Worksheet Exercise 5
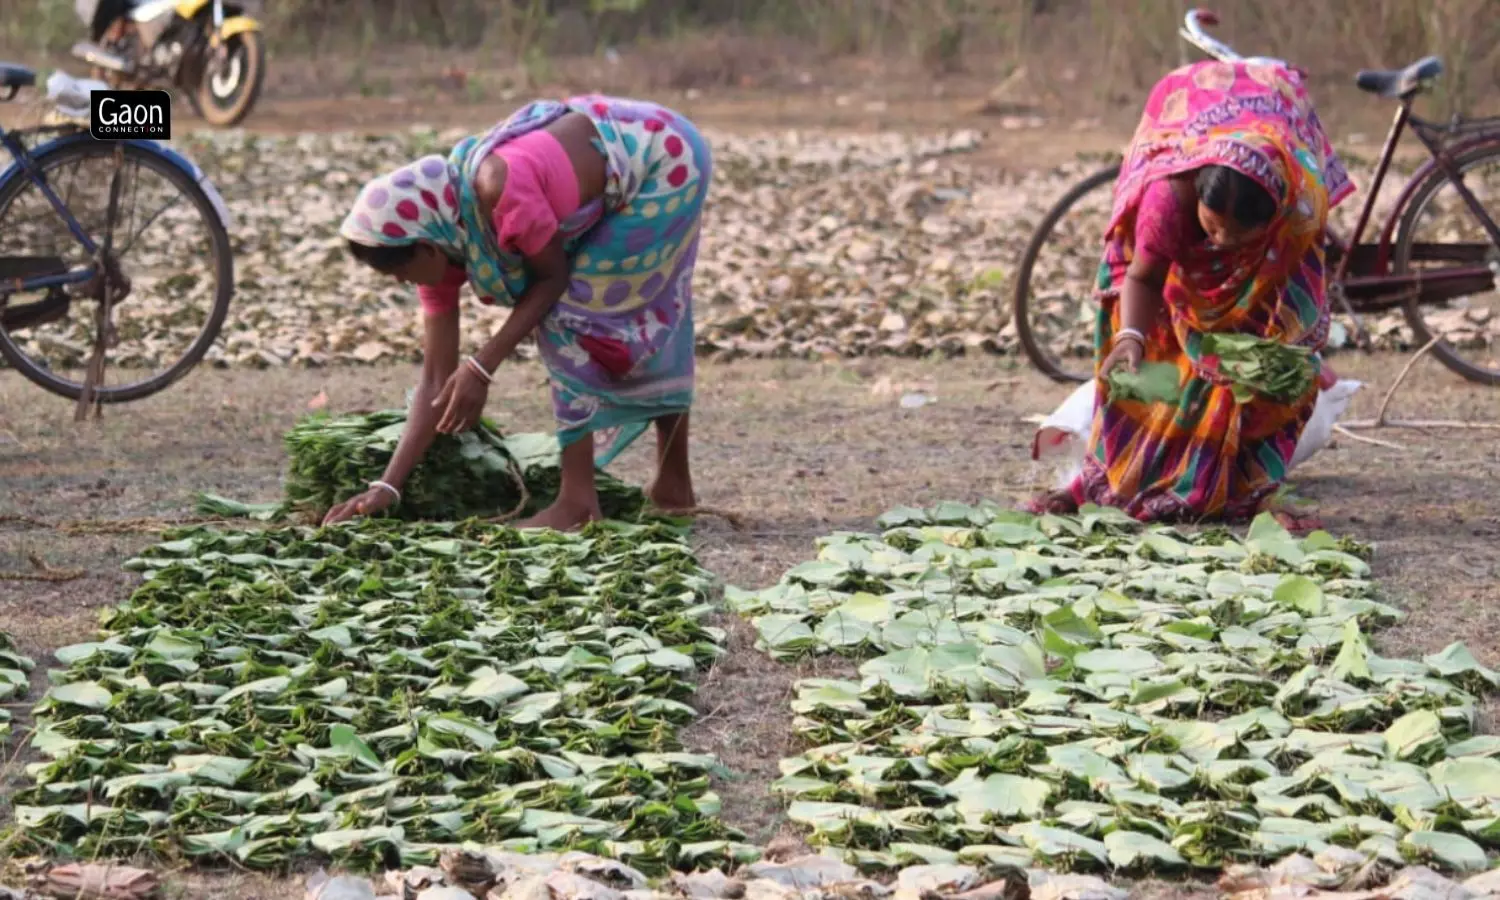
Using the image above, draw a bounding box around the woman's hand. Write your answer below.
[323,486,396,525]
[433,362,490,434]
[1101,334,1144,376]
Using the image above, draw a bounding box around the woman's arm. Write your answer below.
[1118,178,1185,336]
[431,237,570,435]
[383,307,461,484]
[472,235,569,373]
[324,308,461,523]
[1119,254,1168,336]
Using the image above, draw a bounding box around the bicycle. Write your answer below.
[1011,9,1500,386]
[0,63,234,412]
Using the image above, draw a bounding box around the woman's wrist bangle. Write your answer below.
[369,480,401,504]
[465,355,494,384]
[1115,327,1146,346]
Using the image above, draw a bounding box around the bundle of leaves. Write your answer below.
[5,519,755,873]
[1,630,35,743]
[729,503,1500,877]
[1200,333,1316,404]
[282,410,644,521]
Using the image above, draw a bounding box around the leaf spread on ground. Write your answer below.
[731,503,1499,875]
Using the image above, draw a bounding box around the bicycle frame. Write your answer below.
[1181,8,1500,318]
[1328,106,1500,311]
[0,124,102,298]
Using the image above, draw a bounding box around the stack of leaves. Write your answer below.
[1,630,35,743]
[5,520,755,874]
[283,410,644,521]
[728,503,1500,876]
[1200,333,1316,404]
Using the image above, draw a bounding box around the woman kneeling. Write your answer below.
[1032,60,1352,529]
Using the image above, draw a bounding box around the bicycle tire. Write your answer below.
[1012,163,1121,383]
[0,139,233,403]
[1393,142,1500,385]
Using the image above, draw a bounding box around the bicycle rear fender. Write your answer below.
[1372,132,1500,272]
[0,133,233,233]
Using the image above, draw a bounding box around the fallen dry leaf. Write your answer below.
[0,127,1493,381]
[42,864,158,900]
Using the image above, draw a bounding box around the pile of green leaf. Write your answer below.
[1200,333,1316,403]
[6,520,755,873]
[282,410,644,521]
[1,631,35,743]
[728,503,1500,876]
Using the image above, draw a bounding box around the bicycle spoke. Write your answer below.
[0,141,231,402]
[116,193,186,259]
[1393,145,1500,383]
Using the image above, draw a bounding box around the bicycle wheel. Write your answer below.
[1393,143,1500,385]
[0,138,233,403]
[1012,163,1120,383]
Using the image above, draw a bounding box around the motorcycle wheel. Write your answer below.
[194,29,265,127]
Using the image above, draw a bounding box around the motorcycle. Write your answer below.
[72,0,266,128]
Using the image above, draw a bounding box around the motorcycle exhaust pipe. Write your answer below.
[71,42,135,75]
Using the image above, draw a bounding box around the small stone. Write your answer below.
[418,889,482,900]
[894,865,980,900]
[493,876,552,900]
[745,855,860,891]
[544,871,624,900]
[671,871,744,900]
[557,855,647,892]
[1026,873,1126,900]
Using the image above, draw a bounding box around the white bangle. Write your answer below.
[1115,327,1145,346]
[369,480,401,504]
[465,355,494,384]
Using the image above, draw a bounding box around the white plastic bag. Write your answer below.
[1290,378,1363,469]
[1031,379,1364,485]
[46,70,109,120]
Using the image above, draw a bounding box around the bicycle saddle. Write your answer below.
[0,63,36,89]
[1355,56,1443,99]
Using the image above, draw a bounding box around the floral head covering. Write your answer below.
[339,155,463,258]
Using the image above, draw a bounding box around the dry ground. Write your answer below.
[4,351,1500,898]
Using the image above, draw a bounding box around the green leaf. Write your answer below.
[1007,822,1108,866]
[1383,710,1445,762]
[1074,648,1161,677]
[1430,757,1500,806]
[1272,575,1325,615]
[1329,618,1372,682]
[459,667,531,707]
[1103,830,1186,869]
[330,724,382,770]
[1424,643,1500,688]
[1401,830,1488,873]
[46,681,112,710]
[954,774,1052,820]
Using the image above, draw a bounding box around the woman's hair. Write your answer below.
[346,239,417,273]
[1195,165,1278,229]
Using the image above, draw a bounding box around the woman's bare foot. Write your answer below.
[647,412,695,511]
[1022,490,1078,515]
[520,433,602,531]
[1262,490,1323,534]
[519,498,602,531]
[646,476,696,512]
[1271,508,1323,534]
